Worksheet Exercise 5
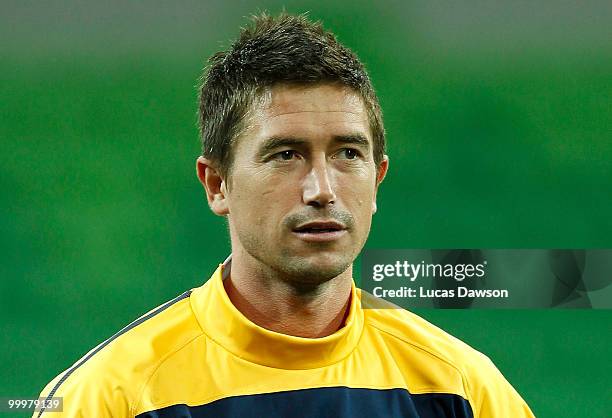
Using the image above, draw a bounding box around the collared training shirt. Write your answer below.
[34,262,535,417]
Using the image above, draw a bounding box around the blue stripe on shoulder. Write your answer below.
[136,387,473,418]
[37,290,192,417]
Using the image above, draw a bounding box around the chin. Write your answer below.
[278,252,353,285]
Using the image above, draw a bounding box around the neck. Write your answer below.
[223,252,353,338]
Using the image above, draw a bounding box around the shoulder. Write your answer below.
[358,289,535,418]
[360,288,489,374]
[35,290,204,417]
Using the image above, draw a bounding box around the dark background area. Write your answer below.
[2,1,611,417]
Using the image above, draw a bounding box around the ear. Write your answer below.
[372,155,389,214]
[196,156,229,216]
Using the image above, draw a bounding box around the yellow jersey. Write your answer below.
[34,262,535,417]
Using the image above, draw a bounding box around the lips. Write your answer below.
[292,221,346,233]
[292,221,347,242]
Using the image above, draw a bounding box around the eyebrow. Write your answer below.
[258,134,371,157]
[332,134,370,149]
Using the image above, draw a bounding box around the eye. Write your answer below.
[273,150,298,161]
[337,148,360,160]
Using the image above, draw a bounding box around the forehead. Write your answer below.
[245,83,370,143]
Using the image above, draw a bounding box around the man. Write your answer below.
[34,13,535,417]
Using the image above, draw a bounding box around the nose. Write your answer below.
[302,157,336,207]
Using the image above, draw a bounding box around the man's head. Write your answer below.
[197,12,388,285]
[198,12,385,179]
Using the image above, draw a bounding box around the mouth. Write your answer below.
[292,221,347,242]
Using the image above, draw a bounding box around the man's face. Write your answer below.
[216,83,387,284]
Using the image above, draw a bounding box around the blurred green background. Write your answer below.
[2,1,611,417]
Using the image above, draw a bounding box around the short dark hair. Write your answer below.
[197,12,385,178]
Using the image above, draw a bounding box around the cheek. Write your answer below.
[339,176,375,208]
[338,164,377,199]
[228,174,295,228]
[341,183,376,234]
